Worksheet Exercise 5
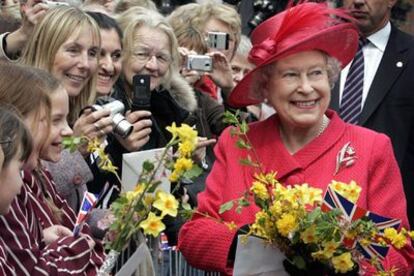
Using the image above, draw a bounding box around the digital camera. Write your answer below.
[92,97,133,138]
[186,55,213,72]
[43,0,69,8]
[207,32,230,50]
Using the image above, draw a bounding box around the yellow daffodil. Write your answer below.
[331,252,354,273]
[331,180,361,203]
[300,225,317,244]
[153,190,179,217]
[169,170,179,182]
[384,228,407,249]
[174,157,193,172]
[276,213,297,237]
[294,184,323,205]
[178,140,195,157]
[251,181,269,200]
[166,122,179,139]
[139,212,166,237]
[177,124,198,143]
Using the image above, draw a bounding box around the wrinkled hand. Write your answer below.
[192,137,216,163]
[42,225,72,245]
[206,51,234,90]
[116,110,152,152]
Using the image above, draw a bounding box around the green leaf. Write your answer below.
[240,120,249,134]
[292,256,306,270]
[239,158,253,166]
[219,201,234,214]
[181,202,192,211]
[183,165,203,179]
[142,160,155,172]
[147,180,162,193]
[238,198,250,207]
[236,139,251,149]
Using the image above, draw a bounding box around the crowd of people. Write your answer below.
[0,0,413,275]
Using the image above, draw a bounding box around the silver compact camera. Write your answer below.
[92,99,133,138]
[186,55,213,72]
[207,32,230,50]
[43,0,69,7]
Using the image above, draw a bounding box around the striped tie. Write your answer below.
[340,38,368,124]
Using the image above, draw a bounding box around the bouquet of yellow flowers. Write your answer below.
[64,123,202,273]
[220,112,414,275]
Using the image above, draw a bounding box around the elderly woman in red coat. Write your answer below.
[178,2,414,275]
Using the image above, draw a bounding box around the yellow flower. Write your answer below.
[125,190,140,202]
[178,140,195,157]
[225,221,238,232]
[294,184,323,205]
[174,157,193,172]
[144,194,155,205]
[250,181,269,200]
[276,213,297,237]
[331,252,354,273]
[322,241,339,258]
[331,180,361,203]
[153,190,179,217]
[177,124,198,143]
[384,228,407,249]
[169,170,179,182]
[139,212,165,237]
[166,122,179,139]
[300,225,317,244]
[269,201,283,217]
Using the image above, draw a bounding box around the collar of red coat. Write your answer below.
[244,109,346,180]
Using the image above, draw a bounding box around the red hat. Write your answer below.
[229,2,359,107]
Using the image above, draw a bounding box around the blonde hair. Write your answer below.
[21,6,101,125]
[168,4,208,54]
[114,0,156,14]
[116,7,180,92]
[197,2,241,59]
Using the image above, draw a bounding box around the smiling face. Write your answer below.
[51,26,99,97]
[0,146,23,214]
[264,51,330,132]
[40,87,73,162]
[96,28,122,96]
[123,26,171,92]
[343,0,396,36]
[23,106,48,170]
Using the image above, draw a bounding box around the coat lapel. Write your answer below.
[359,27,411,125]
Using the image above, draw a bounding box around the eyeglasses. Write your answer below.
[132,49,171,66]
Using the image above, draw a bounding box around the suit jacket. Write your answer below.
[178,111,414,275]
[330,25,414,228]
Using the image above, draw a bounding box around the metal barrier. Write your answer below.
[113,235,220,276]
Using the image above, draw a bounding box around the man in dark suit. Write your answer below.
[330,0,414,228]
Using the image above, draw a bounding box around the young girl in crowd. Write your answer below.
[0,62,104,275]
[0,106,33,274]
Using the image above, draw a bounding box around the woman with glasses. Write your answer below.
[107,7,198,170]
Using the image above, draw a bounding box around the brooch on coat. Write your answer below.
[334,142,357,175]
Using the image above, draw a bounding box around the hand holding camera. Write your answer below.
[205,51,234,90]
[117,110,152,152]
[115,74,152,152]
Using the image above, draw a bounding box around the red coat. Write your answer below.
[178,110,414,275]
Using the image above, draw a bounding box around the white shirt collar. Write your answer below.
[366,22,391,53]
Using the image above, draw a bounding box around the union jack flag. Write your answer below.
[321,184,401,260]
[73,191,98,237]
